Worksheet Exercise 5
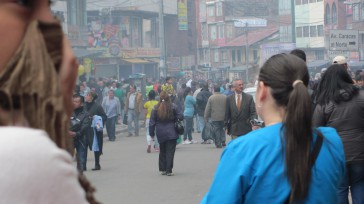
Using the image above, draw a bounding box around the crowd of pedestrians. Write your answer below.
[58,48,364,203]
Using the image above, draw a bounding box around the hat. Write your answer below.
[332,56,347,64]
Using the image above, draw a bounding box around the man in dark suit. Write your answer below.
[225,79,257,140]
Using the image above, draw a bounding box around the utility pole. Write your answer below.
[159,0,166,78]
[245,22,249,83]
[291,0,296,43]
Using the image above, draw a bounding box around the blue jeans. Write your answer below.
[128,110,140,135]
[195,114,201,132]
[197,115,205,139]
[106,116,117,140]
[74,135,87,171]
[184,116,193,141]
[338,163,364,204]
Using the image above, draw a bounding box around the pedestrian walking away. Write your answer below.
[183,87,196,144]
[196,83,212,143]
[202,53,346,204]
[313,64,364,204]
[149,91,184,176]
[144,90,159,153]
[204,85,226,148]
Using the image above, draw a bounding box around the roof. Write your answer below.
[224,29,278,47]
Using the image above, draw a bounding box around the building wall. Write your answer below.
[87,0,177,15]
[295,1,325,48]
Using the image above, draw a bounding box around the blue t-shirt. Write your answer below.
[202,123,345,204]
[184,95,196,117]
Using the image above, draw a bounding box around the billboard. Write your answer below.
[178,0,188,30]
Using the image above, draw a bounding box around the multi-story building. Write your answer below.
[324,0,364,70]
[196,0,280,83]
[85,0,197,79]
[295,0,326,62]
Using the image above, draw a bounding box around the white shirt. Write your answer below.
[129,93,136,109]
[0,127,87,204]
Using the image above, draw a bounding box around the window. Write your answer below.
[208,5,215,17]
[303,26,309,37]
[296,0,301,5]
[231,50,236,62]
[302,0,308,4]
[279,0,291,15]
[361,3,364,20]
[296,27,303,38]
[310,26,317,37]
[309,0,316,3]
[237,50,242,62]
[353,4,359,21]
[202,23,208,41]
[317,25,324,37]
[218,24,224,39]
[210,24,217,40]
[280,25,292,42]
[222,50,228,63]
[216,2,223,16]
[226,23,233,38]
[332,3,337,24]
[325,4,330,24]
[214,49,219,62]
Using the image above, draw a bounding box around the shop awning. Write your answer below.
[122,58,150,64]
[307,60,330,68]
[73,49,103,58]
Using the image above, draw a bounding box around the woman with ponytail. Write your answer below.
[149,91,183,176]
[202,54,345,203]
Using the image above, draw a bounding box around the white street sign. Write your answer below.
[329,30,359,51]
[234,18,267,28]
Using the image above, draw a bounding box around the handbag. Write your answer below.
[175,119,184,135]
[123,114,128,125]
[173,108,184,135]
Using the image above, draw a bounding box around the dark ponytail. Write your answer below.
[258,53,316,203]
[156,91,174,121]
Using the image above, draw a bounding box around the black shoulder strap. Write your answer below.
[309,132,323,169]
[285,132,323,204]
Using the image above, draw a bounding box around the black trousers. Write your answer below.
[159,139,177,173]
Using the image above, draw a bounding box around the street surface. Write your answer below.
[83,124,224,204]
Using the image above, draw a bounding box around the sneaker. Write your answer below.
[183,140,192,145]
[160,171,167,175]
[154,147,159,152]
[206,140,212,144]
[147,145,151,153]
[190,140,197,144]
[127,133,133,137]
[166,172,174,176]
[201,141,207,144]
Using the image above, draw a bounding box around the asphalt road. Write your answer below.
[83,124,224,204]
